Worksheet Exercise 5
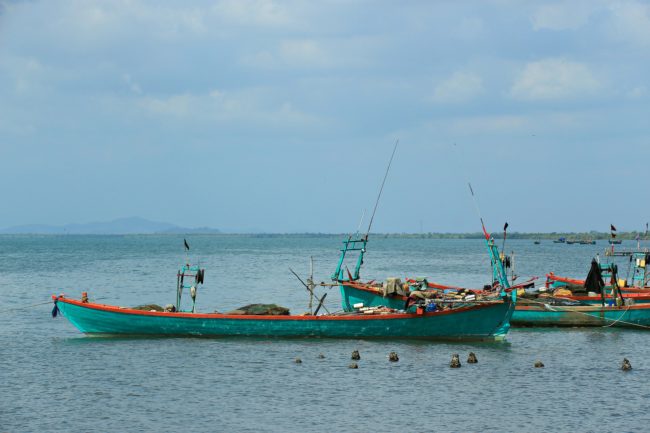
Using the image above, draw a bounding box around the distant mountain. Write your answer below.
[0,217,220,235]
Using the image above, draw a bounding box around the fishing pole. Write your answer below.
[453,143,509,290]
[366,139,399,238]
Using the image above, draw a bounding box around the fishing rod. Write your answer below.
[332,140,399,282]
[366,139,399,238]
[454,143,510,291]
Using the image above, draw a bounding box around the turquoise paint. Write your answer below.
[331,236,367,281]
[55,297,513,340]
[339,283,514,336]
[339,284,407,312]
[512,304,650,328]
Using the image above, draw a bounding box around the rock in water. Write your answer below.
[294,357,302,364]
[621,358,632,371]
[534,360,544,368]
[349,362,359,369]
[389,352,399,362]
[317,353,325,359]
[467,352,478,364]
[351,350,361,360]
[450,354,461,368]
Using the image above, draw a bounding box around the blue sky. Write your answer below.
[1,1,649,233]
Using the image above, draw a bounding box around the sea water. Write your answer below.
[1,235,648,433]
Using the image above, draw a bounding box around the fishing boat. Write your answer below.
[512,260,650,328]
[52,232,513,341]
[331,209,516,337]
[52,293,513,340]
[512,301,650,328]
[546,251,650,294]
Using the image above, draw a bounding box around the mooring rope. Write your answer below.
[523,297,650,329]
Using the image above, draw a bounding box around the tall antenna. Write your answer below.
[366,139,399,237]
[467,181,489,239]
[353,209,366,237]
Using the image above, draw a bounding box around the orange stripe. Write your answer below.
[54,295,498,321]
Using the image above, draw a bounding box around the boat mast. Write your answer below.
[467,182,510,292]
[332,139,398,281]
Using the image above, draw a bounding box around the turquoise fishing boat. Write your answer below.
[52,244,513,340]
[330,228,515,340]
[512,302,650,328]
[512,260,650,328]
[52,295,513,340]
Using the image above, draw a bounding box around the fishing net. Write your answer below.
[226,304,290,315]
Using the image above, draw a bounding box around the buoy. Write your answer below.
[621,358,632,371]
[351,350,361,360]
[295,357,302,364]
[349,362,359,369]
[467,352,478,363]
[450,354,461,368]
[318,353,325,359]
[389,351,399,362]
[534,360,544,368]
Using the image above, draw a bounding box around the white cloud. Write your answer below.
[212,0,292,27]
[134,89,325,129]
[627,85,647,99]
[279,39,331,68]
[532,2,595,30]
[122,74,142,94]
[608,1,650,46]
[510,58,600,100]
[456,17,484,39]
[432,71,483,103]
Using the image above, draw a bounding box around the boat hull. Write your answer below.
[512,304,650,328]
[54,296,513,340]
[338,284,514,338]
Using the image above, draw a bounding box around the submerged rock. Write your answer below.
[467,352,478,364]
[389,352,399,362]
[621,358,632,371]
[351,350,361,360]
[450,354,461,368]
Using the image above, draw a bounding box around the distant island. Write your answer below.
[0,218,646,240]
[0,217,221,235]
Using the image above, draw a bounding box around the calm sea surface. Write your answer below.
[1,235,649,433]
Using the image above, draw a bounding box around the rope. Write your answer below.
[523,297,650,329]
[2,300,55,313]
[1,297,106,314]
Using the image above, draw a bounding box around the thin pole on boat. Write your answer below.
[454,143,510,291]
[290,267,330,314]
[354,209,366,238]
[366,139,399,238]
[308,256,314,315]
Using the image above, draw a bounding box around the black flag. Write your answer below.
[610,224,617,232]
[184,239,190,251]
[503,222,509,231]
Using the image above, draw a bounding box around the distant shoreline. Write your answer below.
[0,231,645,240]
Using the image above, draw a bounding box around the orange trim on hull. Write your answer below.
[53,295,498,321]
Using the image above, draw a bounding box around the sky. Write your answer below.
[0,0,649,233]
